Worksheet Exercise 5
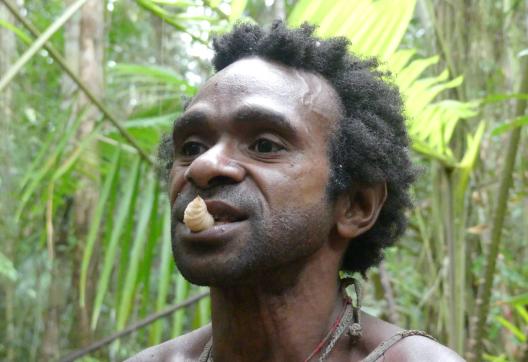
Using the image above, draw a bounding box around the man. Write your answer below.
[129,21,463,361]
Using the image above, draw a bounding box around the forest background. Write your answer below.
[0,0,527,361]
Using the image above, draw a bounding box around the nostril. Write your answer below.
[207,176,237,188]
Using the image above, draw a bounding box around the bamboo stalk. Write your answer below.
[446,168,465,353]
[1,0,155,166]
[467,57,528,361]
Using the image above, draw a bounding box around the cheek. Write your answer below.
[262,155,330,208]
[168,166,186,205]
[298,158,329,204]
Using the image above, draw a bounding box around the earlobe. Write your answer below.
[335,182,387,240]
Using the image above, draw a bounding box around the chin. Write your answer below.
[175,261,256,287]
[172,247,256,287]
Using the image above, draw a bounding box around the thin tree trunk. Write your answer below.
[272,0,285,20]
[0,4,17,361]
[69,0,105,348]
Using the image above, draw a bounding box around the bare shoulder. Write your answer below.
[125,324,211,362]
[382,334,465,362]
[359,312,464,362]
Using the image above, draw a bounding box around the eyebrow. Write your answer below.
[233,105,296,138]
[172,110,210,141]
[172,105,297,141]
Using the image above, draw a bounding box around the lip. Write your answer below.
[176,199,247,223]
[203,200,246,222]
[178,219,247,245]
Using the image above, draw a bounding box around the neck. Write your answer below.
[208,253,344,362]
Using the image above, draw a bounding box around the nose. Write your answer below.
[184,144,246,189]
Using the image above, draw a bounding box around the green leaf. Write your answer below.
[491,115,528,136]
[515,305,528,325]
[116,173,158,329]
[289,0,336,30]
[139,186,162,318]
[112,64,193,91]
[504,293,528,306]
[496,316,526,342]
[16,110,85,220]
[91,158,141,330]
[51,124,103,182]
[481,92,528,104]
[229,0,247,22]
[0,19,32,44]
[289,0,416,60]
[455,121,485,201]
[115,162,143,309]
[150,205,175,344]
[79,148,121,307]
[136,0,207,44]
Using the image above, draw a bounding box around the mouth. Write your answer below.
[206,200,247,225]
[178,199,247,227]
[175,199,248,245]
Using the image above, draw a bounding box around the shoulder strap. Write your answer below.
[198,338,213,362]
[361,330,436,362]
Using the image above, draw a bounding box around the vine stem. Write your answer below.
[59,291,209,362]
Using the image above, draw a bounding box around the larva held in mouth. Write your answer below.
[183,196,214,232]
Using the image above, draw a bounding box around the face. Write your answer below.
[169,57,343,286]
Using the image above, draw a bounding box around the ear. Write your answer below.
[334,182,387,240]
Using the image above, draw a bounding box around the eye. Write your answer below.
[181,141,207,157]
[249,138,285,153]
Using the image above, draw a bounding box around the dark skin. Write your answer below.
[128,58,463,361]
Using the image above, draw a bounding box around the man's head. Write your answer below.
[161,21,416,285]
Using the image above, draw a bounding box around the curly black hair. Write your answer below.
[161,21,417,274]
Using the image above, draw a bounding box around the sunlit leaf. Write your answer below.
[496,316,526,342]
[0,19,32,44]
[491,115,528,136]
[229,0,248,22]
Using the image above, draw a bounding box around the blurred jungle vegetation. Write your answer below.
[0,0,527,361]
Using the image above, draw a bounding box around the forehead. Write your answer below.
[186,57,343,134]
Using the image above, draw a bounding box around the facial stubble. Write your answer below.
[171,194,333,288]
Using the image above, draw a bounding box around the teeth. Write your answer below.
[213,216,236,223]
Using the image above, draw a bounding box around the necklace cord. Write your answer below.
[303,298,348,362]
[304,277,362,362]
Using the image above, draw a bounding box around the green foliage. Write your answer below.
[0,252,18,282]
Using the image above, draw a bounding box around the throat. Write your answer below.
[207,277,345,362]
